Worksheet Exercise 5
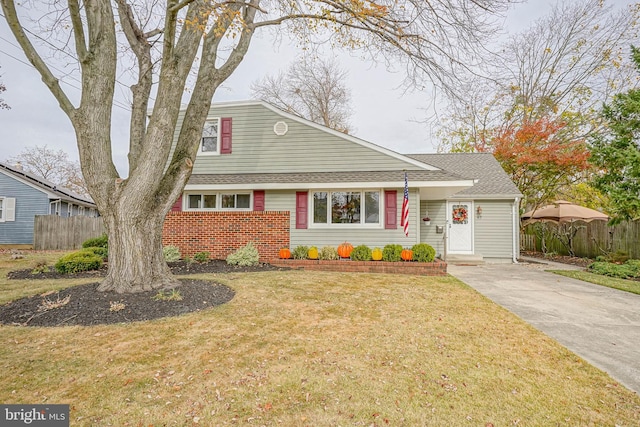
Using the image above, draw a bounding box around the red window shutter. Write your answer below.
[171,195,182,212]
[220,117,232,154]
[296,191,308,229]
[385,190,397,229]
[253,190,265,211]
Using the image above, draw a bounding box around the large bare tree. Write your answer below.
[6,145,89,197]
[434,0,639,211]
[438,0,639,153]
[251,58,353,133]
[1,0,516,293]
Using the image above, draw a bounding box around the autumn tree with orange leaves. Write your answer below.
[483,118,591,212]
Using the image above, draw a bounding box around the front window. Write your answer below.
[185,192,250,210]
[200,119,220,155]
[0,198,4,221]
[188,194,217,209]
[221,194,250,209]
[313,190,381,226]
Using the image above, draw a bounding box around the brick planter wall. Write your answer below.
[162,211,290,260]
[270,258,447,276]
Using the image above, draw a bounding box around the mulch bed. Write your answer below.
[1,260,287,328]
[520,251,593,268]
[6,259,285,280]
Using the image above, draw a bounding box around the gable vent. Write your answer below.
[273,121,288,136]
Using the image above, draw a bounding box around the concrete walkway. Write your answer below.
[447,259,640,394]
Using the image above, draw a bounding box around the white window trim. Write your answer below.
[184,191,252,211]
[0,197,15,222]
[50,200,61,216]
[309,189,383,229]
[198,117,221,156]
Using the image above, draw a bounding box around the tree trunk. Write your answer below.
[97,208,178,293]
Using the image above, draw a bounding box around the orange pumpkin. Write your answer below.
[401,249,413,261]
[337,242,354,258]
[279,248,291,259]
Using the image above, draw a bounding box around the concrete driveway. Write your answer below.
[448,259,640,394]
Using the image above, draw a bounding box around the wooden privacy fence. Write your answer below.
[521,220,640,259]
[34,215,105,250]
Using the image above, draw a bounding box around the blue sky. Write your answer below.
[0,1,611,174]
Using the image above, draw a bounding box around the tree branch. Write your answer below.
[115,0,154,173]
[68,0,89,62]
[0,0,75,115]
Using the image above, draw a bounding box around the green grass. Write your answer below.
[1,252,639,426]
[550,269,640,295]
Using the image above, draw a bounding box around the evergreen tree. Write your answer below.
[590,47,640,223]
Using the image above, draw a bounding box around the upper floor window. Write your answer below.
[200,118,220,155]
[312,190,380,226]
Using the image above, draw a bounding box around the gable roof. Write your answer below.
[0,162,95,206]
[407,153,522,198]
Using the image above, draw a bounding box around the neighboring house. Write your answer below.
[164,100,522,263]
[0,162,98,246]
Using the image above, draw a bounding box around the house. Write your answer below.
[163,100,522,263]
[0,162,98,247]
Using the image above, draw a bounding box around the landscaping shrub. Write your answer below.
[291,245,310,260]
[193,251,210,263]
[319,246,339,260]
[55,249,103,274]
[83,246,108,261]
[607,250,630,264]
[350,245,372,261]
[411,243,436,262]
[82,234,108,249]
[382,244,403,262]
[226,242,260,266]
[163,245,181,262]
[588,260,640,279]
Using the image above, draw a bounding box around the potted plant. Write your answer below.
[422,216,431,225]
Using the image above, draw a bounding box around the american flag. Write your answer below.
[401,172,409,237]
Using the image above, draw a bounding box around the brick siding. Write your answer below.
[270,259,447,276]
[162,211,290,260]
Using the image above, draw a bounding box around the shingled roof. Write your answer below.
[408,153,522,198]
[188,169,469,187]
[0,162,95,206]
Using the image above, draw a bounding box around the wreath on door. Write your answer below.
[452,205,468,224]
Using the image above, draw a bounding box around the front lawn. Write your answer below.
[1,252,639,426]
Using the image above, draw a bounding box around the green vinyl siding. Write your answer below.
[171,103,416,174]
[420,199,516,261]
[419,200,447,257]
[473,200,516,260]
[265,189,420,248]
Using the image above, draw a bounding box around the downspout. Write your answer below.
[512,197,520,263]
[415,189,421,244]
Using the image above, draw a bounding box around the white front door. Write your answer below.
[447,201,473,254]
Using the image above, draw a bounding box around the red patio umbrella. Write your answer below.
[521,200,609,224]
